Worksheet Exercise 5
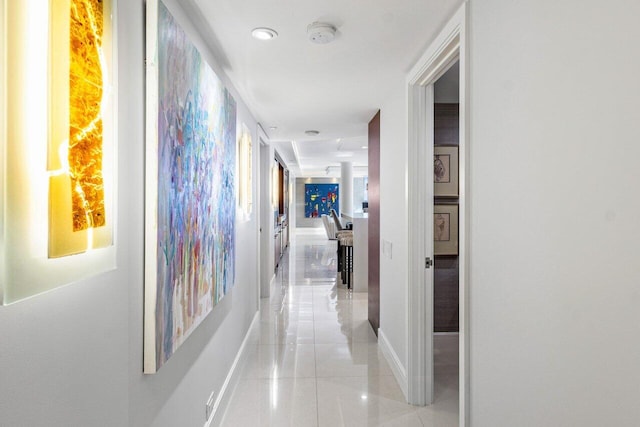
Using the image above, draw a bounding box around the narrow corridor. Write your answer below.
[221,229,458,426]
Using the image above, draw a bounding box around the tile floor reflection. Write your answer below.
[221,229,459,426]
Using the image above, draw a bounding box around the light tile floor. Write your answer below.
[221,229,459,426]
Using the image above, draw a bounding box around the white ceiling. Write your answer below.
[190,0,463,176]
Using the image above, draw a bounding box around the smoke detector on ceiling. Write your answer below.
[307,22,337,44]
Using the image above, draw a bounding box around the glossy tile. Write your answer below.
[350,319,378,343]
[315,343,393,378]
[221,378,318,427]
[269,293,315,307]
[416,402,459,427]
[313,320,352,344]
[259,303,315,323]
[316,376,422,427]
[221,230,459,426]
[249,319,315,345]
[240,344,316,379]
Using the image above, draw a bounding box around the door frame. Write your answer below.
[258,125,274,299]
[406,3,468,425]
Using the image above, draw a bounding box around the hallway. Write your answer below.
[220,229,459,426]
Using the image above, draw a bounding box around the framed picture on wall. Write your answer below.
[434,146,458,197]
[434,204,458,255]
[304,183,339,218]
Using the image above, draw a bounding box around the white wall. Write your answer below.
[378,77,410,372]
[0,1,260,426]
[378,1,640,424]
[0,262,129,426]
[468,1,640,425]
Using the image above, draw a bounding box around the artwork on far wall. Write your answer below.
[434,145,459,197]
[305,183,339,218]
[434,204,459,255]
[238,123,252,219]
[2,0,116,305]
[144,0,237,373]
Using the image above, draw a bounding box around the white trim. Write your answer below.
[206,312,259,427]
[408,13,462,85]
[406,4,469,426]
[378,328,408,400]
[458,6,470,424]
[143,0,159,374]
[257,122,270,142]
[407,81,434,405]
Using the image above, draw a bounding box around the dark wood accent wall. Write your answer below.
[434,103,460,332]
[368,111,381,335]
[277,163,285,215]
[434,103,459,145]
[434,256,459,332]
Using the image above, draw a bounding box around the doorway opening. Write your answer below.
[432,58,461,422]
[406,4,468,426]
[259,132,274,298]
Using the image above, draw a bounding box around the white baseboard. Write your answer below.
[205,312,259,427]
[378,328,408,400]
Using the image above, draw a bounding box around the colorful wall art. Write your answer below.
[304,183,339,218]
[1,0,116,305]
[49,0,114,258]
[144,0,237,373]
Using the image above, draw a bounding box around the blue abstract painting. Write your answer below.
[148,1,236,372]
[305,183,339,218]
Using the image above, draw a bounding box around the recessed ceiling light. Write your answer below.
[305,130,320,136]
[307,22,337,44]
[361,145,368,149]
[269,126,278,131]
[251,27,278,40]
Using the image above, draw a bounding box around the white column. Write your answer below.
[340,161,353,216]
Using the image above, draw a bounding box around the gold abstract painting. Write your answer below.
[48,0,113,257]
